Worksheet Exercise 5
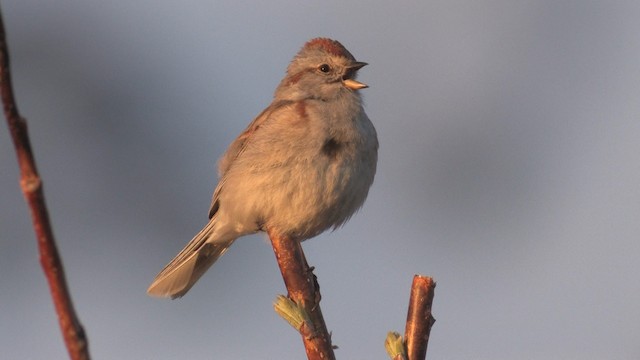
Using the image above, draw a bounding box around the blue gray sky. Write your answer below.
[1,1,639,359]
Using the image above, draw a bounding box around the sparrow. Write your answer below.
[148,38,378,298]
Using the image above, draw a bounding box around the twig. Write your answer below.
[268,228,336,360]
[0,7,91,360]
[404,275,436,360]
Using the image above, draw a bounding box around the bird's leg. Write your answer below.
[296,241,321,306]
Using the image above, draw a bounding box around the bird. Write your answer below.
[147,38,378,299]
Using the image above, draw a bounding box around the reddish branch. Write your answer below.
[0,8,91,360]
[404,275,436,360]
[268,228,336,360]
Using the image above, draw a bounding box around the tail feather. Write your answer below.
[147,220,235,299]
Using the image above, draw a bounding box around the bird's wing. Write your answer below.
[208,100,293,219]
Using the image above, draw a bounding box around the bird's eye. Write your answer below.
[318,64,331,73]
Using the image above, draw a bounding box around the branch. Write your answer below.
[404,275,436,360]
[268,228,336,360]
[0,7,91,360]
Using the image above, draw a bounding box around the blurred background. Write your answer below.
[1,1,639,359]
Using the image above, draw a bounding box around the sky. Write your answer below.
[1,1,639,359]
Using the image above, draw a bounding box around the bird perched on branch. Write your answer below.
[148,38,378,299]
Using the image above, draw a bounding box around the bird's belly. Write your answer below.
[262,154,366,239]
[220,148,371,241]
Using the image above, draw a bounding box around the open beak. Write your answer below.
[343,61,368,90]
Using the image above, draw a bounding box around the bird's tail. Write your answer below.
[147,220,235,299]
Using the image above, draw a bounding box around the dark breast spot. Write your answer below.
[321,138,342,160]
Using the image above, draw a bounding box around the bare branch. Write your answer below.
[404,275,436,360]
[0,7,91,360]
[268,228,336,360]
